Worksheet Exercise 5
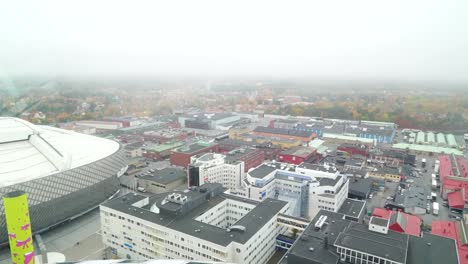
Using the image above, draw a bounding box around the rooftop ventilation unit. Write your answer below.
[314,215,328,230]
[227,225,246,233]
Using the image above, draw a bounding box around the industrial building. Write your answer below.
[252,126,316,143]
[269,118,396,143]
[100,183,289,264]
[178,113,242,130]
[0,117,127,244]
[280,210,459,264]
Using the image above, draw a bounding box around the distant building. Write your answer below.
[170,141,219,167]
[75,120,123,130]
[337,143,370,157]
[216,138,280,161]
[252,126,316,143]
[178,113,241,130]
[124,142,145,158]
[279,146,316,165]
[143,141,184,161]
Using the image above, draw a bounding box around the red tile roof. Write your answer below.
[372,208,392,219]
[432,221,468,264]
[448,190,465,210]
[372,208,421,237]
[439,155,454,183]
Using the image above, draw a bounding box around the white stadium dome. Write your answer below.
[0,117,127,245]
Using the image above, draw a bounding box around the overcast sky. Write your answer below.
[1,0,467,81]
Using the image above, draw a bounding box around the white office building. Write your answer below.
[188,153,245,191]
[232,162,349,219]
[100,183,289,264]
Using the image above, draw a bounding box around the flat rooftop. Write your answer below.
[102,185,287,246]
[253,126,315,138]
[334,222,409,263]
[248,164,278,179]
[173,141,217,154]
[139,167,186,184]
[338,198,366,219]
[280,147,315,158]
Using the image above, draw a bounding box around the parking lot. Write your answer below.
[364,152,462,229]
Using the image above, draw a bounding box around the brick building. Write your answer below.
[225,147,265,172]
[170,141,219,167]
[278,146,317,165]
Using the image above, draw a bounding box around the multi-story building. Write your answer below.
[217,138,280,161]
[225,147,264,172]
[188,153,244,191]
[233,162,349,219]
[280,210,459,264]
[100,183,289,264]
[170,141,219,167]
[142,141,184,161]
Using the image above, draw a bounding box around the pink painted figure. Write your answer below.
[8,233,16,239]
[21,224,30,231]
[16,237,31,249]
[24,252,34,264]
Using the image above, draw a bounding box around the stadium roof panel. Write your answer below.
[0,118,120,187]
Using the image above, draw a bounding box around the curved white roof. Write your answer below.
[0,117,120,187]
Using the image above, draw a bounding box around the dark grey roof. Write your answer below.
[281,210,350,264]
[102,185,287,246]
[139,168,186,184]
[370,216,389,227]
[337,198,366,219]
[173,141,217,154]
[334,222,409,263]
[225,147,260,162]
[407,233,459,264]
[317,176,341,187]
[281,210,458,264]
[253,126,314,138]
[348,177,373,197]
[248,164,277,179]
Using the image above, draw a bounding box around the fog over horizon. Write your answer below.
[1,0,468,82]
